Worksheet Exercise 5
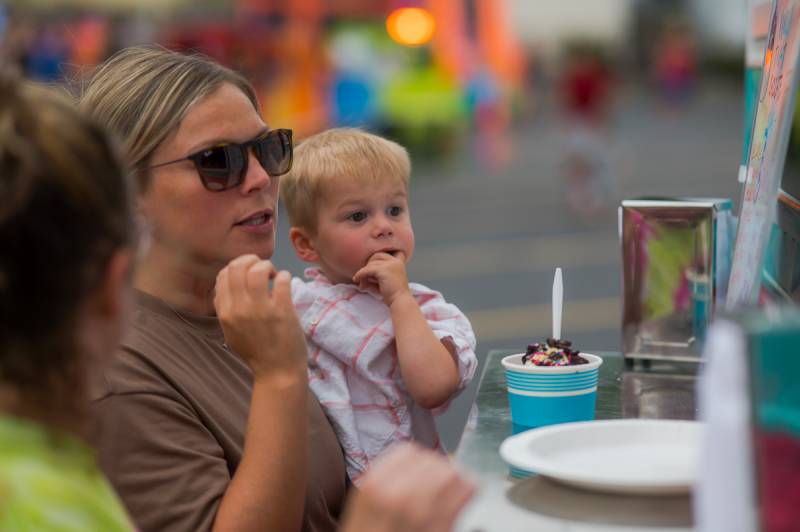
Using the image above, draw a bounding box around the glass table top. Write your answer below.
[453,350,699,531]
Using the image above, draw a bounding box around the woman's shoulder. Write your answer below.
[93,291,246,400]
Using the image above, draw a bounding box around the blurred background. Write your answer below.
[1,0,750,443]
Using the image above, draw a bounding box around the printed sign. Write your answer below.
[728,0,800,308]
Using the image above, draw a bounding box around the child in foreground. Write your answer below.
[280,128,477,484]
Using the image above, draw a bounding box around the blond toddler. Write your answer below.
[280,128,477,484]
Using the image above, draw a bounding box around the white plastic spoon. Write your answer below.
[552,267,562,340]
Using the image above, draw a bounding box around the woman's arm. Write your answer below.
[213,373,307,532]
[213,256,310,531]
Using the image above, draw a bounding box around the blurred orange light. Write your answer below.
[386,7,436,46]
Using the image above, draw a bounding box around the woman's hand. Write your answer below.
[214,254,307,382]
[352,251,411,307]
[340,443,476,532]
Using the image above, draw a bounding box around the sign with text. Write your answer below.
[728,0,800,309]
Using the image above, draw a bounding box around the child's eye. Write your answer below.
[387,206,403,217]
[348,211,367,222]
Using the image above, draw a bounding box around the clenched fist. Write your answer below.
[214,254,307,382]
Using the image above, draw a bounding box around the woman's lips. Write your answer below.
[234,210,274,233]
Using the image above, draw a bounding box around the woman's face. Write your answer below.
[142,83,279,271]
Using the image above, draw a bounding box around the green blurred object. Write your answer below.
[381,64,467,156]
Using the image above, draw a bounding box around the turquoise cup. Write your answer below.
[502,353,603,478]
[502,353,603,430]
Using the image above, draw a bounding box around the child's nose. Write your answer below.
[373,215,394,237]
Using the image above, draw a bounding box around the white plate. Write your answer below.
[499,419,704,495]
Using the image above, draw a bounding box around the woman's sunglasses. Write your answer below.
[150,128,293,192]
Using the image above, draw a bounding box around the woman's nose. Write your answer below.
[240,149,271,194]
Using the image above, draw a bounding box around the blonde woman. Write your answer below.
[0,72,135,531]
[80,46,474,532]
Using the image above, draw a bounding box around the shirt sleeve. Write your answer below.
[90,389,228,532]
[416,289,478,394]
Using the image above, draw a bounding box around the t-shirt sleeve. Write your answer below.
[91,389,229,532]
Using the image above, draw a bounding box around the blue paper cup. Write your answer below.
[502,353,602,430]
[502,353,603,478]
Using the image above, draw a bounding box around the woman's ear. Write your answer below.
[289,227,319,263]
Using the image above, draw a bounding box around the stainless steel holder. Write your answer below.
[620,198,734,365]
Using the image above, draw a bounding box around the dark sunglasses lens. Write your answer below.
[195,146,245,191]
[256,129,292,176]
[197,146,228,171]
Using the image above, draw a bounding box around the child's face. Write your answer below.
[309,176,414,285]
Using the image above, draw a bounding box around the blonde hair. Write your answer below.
[280,128,410,233]
[0,69,134,426]
[78,45,259,190]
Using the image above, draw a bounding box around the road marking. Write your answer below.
[410,232,619,281]
[465,297,620,342]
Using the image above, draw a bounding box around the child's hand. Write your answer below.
[352,251,411,307]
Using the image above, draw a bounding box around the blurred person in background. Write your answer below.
[559,43,614,214]
[652,20,697,109]
[467,63,512,172]
[0,69,136,531]
[79,46,474,532]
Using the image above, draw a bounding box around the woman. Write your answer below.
[80,46,474,532]
[0,72,136,530]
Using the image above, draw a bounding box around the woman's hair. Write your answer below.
[78,45,260,190]
[0,69,135,425]
[280,128,411,234]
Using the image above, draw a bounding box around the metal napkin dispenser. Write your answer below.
[620,198,735,362]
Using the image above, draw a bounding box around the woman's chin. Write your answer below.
[241,239,275,261]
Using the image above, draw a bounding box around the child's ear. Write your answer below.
[289,227,320,263]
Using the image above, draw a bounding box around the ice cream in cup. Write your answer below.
[502,338,603,432]
[502,269,604,477]
[502,339,603,479]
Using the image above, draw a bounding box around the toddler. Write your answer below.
[280,128,477,484]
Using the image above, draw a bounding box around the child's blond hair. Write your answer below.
[280,128,410,234]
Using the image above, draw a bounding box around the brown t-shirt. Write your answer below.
[90,290,348,532]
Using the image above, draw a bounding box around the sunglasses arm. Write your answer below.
[149,157,189,170]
